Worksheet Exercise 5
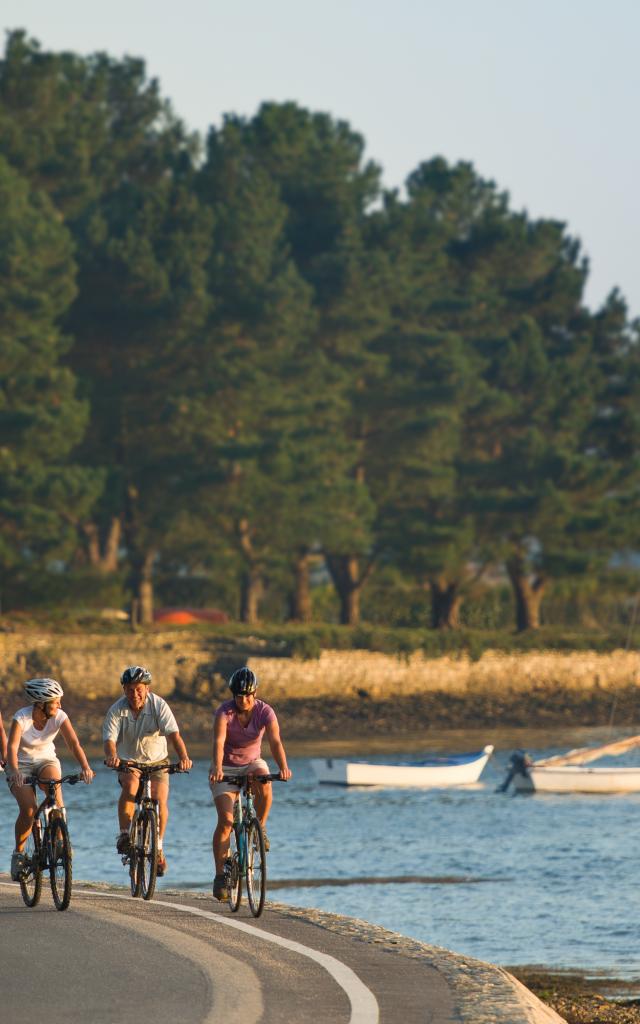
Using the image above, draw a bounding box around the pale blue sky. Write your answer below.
[2,0,639,315]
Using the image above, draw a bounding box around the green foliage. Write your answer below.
[0,34,638,635]
[0,154,99,572]
[2,568,127,611]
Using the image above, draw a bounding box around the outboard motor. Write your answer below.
[497,750,533,793]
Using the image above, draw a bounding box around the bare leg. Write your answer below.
[151,779,169,839]
[252,782,272,828]
[213,793,235,874]
[11,785,37,851]
[117,775,139,832]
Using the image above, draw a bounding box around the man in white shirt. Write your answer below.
[103,665,191,876]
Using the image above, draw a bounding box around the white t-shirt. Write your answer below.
[102,691,178,763]
[13,706,68,765]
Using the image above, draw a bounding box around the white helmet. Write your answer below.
[23,677,64,704]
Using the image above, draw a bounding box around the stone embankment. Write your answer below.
[1,631,639,741]
[1,630,638,699]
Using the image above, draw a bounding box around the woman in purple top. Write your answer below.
[209,667,291,901]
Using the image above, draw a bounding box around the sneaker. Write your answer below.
[213,873,229,902]
[262,831,270,852]
[157,853,167,877]
[10,851,27,881]
[116,832,130,855]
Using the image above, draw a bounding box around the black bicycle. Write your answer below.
[19,773,83,911]
[110,761,187,901]
[221,773,283,918]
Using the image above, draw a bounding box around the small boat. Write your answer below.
[500,734,640,794]
[513,763,640,794]
[310,745,494,787]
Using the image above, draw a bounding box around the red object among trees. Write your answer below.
[153,608,229,625]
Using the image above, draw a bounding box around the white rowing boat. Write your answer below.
[500,734,640,794]
[513,764,640,794]
[311,745,494,787]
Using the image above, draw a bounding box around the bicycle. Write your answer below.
[221,772,283,918]
[109,761,187,901]
[19,772,83,911]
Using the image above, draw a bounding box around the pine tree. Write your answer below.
[0,156,98,590]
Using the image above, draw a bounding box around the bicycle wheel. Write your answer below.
[227,826,242,912]
[246,818,266,918]
[19,822,43,908]
[49,817,73,911]
[129,817,142,898]
[139,807,158,901]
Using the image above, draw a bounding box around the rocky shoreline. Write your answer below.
[511,970,640,1024]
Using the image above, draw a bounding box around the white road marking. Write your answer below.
[78,901,264,1024]
[74,888,379,1023]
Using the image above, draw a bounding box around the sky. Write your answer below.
[2,0,639,316]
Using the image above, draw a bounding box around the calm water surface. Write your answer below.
[1,736,638,980]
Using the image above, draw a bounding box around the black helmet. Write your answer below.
[229,667,258,696]
[121,665,152,687]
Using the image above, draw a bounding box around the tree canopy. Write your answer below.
[0,32,637,629]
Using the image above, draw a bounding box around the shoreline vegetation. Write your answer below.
[1,626,639,738]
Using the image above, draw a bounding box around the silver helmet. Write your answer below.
[23,677,64,704]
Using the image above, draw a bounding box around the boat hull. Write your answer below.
[311,745,493,787]
[514,765,640,794]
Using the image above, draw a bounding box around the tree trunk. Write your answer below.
[131,549,156,627]
[240,568,264,624]
[429,579,462,629]
[325,554,369,626]
[82,516,122,572]
[506,557,546,631]
[289,551,312,622]
[237,517,264,624]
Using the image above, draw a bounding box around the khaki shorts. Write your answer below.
[6,758,61,790]
[210,758,270,800]
[118,758,170,787]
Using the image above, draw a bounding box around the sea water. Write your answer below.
[1,744,638,980]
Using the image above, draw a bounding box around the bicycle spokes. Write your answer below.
[139,808,158,901]
[129,818,142,898]
[49,817,72,911]
[246,819,266,918]
[19,825,43,908]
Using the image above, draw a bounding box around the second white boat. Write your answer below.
[311,745,494,787]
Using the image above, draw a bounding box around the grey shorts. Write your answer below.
[5,757,61,790]
[210,758,270,800]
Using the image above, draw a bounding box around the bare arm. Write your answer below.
[0,712,7,764]
[168,731,192,771]
[7,719,22,776]
[209,714,227,783]
[265,720,292,780]
[60,718,94,782]
[103,738,120,768]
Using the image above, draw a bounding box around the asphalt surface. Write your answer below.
[0,877,563,1023]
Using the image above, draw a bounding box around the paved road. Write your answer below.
[0,878,563,1024]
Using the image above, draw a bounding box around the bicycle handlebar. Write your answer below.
[105,760,189,775]
[221,772,286,784]
[23,772,84,787]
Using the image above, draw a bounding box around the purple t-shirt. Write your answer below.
[215,699,277,765]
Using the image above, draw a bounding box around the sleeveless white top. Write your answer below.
[13,706,68,764]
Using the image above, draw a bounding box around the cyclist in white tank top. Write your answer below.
[6,678,95,881]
